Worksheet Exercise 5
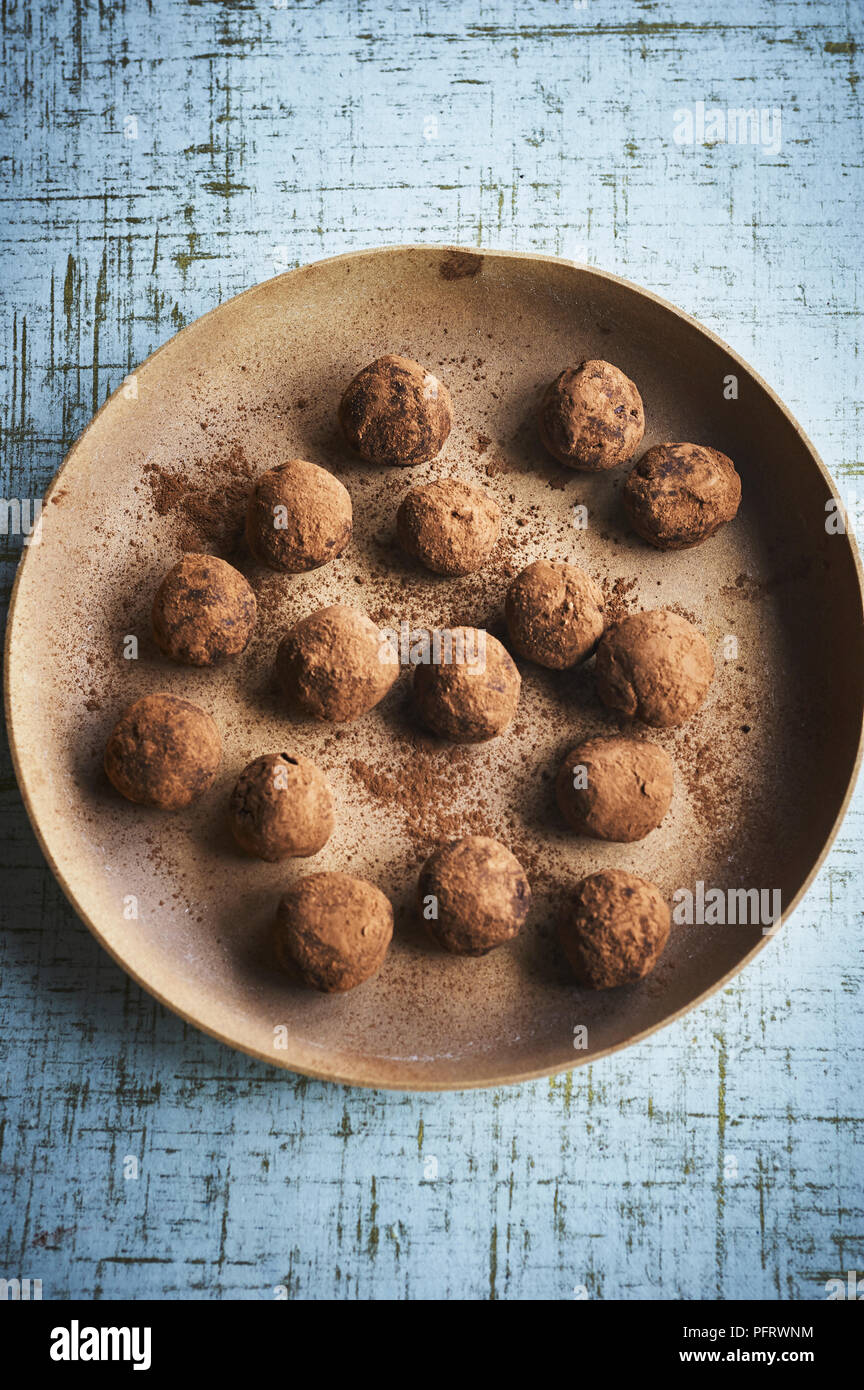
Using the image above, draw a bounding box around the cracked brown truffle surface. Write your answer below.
[418,835,531,956]
[245,458,352,572]
[538,359,645,470]
[623,442,741,550]
[104,693,221,808]
[151,554,256,666]
[412,628,521,742]
[276,604,399,722]
[229,752,334,861]
[338,354,453,466]
[274,871,393,992]
[595,608,714,728]
[397,477,501,576]
[559,868,670,989]
[556,735,674,842]
[505,559,605,669]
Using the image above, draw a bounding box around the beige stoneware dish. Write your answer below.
[6,246,863,1090]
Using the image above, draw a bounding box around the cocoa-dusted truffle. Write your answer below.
[339,354,453,466]
[276,604,399,722]
[538,359,644,470]
[397,477,501,576]
[623,442,741,550]
[274,872,393,992]
[559,868,670,989]
[505,559,605,669]
[152,554,256,666]
[556,735,674,842]
[245,459,352,572]
[595,609,714,728]
[229,752,334,861]
[412,628,521,742]
[104,693,221,808]
[418,835,531,956]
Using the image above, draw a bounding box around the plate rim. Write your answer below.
[6,242,864,1092]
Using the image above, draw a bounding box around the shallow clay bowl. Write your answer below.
[6,246,864,1090]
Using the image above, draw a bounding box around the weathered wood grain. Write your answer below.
[1,0,862,1300]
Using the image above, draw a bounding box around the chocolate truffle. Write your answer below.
[229,752,334,861]
[104,693,221,808]
[245,459,352,572]
[274,872,393,992]
[556,735,674,842]
[418,835,531,956]
[151,554,256,666]
[538,359,645,470]
[276,604,399,722]
[595,609,714,728]
[339,354,453,467]
[397,477,501,576]
[559,868,670,989]
[412,628,521,742]
[505,559,605,669]
[623,442,741,550]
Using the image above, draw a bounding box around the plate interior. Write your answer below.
[7,247,863,1088]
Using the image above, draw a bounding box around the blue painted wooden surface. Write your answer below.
[1,0,862,1300]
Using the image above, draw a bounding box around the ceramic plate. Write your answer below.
[6,246,863,1089]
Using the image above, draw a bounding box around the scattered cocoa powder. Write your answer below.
[601,574,639,627]
[143,445,255,555]
[350,748,496,848]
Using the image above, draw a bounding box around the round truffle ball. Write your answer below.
[623,442,741,550]
[229,752,334,861]
[245,459,352,572]
[418,836,531,956]
[274,872,393,992]
[276,604,399,723]
[104,693,221,809]
[538,359,645,470]
[559,868,671,989]
[595,609,714,728]
[412,628,521,742]
[505,559,605,669]
[556,736,674,842]
[339,354,453,467]
[397,477,501,576]
[151,554,256,666]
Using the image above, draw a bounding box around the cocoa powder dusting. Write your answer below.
[601,574,639,627]
[350,748,496,849]
[144,445,255,555]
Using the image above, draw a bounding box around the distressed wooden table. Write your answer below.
[1,0,862,1301]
